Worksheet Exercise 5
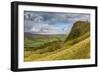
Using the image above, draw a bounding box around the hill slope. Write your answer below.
[36,37,90,61]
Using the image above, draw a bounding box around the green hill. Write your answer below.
[65,21,90,42]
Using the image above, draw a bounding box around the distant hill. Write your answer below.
[25,32,66,40]
[65,21,90,42]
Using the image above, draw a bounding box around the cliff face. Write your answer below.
[65,21,90,41]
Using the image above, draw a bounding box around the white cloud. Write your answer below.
[24,11,90,35]
[34,16,43,22]
[30,23,66,35]
[31,27,40,32]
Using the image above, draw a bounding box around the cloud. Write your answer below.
[30,23,66,35]
[24,11,90,34]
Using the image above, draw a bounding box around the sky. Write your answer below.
[24,11,90,35]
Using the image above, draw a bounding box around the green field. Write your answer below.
[24,21,90,62]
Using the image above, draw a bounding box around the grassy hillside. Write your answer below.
[35,37,90,61]
[24,34,90,61]
[24,21,90,62]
